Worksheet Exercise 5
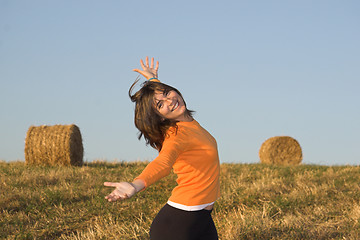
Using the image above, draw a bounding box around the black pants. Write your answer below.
[150,204,218,240]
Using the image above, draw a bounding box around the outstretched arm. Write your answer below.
[104,179,145,202]
[133,56,160,82]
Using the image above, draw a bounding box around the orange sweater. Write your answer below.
[135,120,220,210]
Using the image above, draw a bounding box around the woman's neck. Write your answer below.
[175,113,193,122]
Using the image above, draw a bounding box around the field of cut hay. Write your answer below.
[1,161,360,239]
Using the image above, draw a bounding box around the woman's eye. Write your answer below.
[157,101,163,109]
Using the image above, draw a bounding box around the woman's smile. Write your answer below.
[171,101,179,112]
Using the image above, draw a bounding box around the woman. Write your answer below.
[104,57,220,240]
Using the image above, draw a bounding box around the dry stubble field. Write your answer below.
[1,161,360,239]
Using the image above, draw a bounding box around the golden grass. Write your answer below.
[1,161,360,239]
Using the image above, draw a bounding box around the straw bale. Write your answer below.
[25,124,83,166]
[259,136,302,165]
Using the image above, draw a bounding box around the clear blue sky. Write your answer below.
[1,0,359,165]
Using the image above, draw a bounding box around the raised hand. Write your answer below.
[133,56,159,80]
[104,182,137,202]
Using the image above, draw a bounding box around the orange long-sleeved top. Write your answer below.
[135,119,220,210]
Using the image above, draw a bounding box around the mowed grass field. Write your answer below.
[1,161,360,240]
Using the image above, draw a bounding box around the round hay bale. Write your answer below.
[25,124,83,166]
[259,136,302,165]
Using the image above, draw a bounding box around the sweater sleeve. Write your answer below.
[135,128,187,187]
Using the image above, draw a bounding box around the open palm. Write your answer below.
[133,56,159,80]
[104,182,137,202]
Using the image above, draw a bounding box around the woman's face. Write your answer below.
[153,90,189,122]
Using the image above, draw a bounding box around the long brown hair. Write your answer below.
[129,79,193,151]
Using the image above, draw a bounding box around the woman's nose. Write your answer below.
[164,98,175,108]
[165,97,174,104]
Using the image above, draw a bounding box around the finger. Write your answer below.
[104,182,118,187]
[108,194,125,202]
[140,59,146,69]
[106,192,121,201]
[107,195,119,202]
[155,61,159,72]
[105,194,113,201]
[133,69,147,78]
[150,57,154,69]
[145,56,149,67]
[105,195,113,200]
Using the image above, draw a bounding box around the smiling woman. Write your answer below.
[104,57,221,240]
